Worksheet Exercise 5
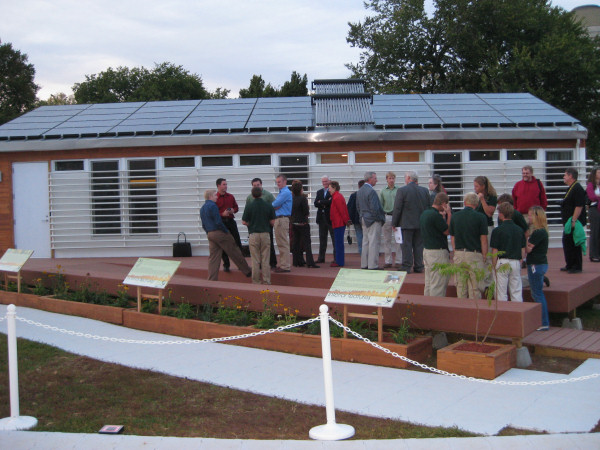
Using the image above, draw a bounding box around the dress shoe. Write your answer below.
[543,276,550,287]
[316,258,325,264]
[560,267,569,272]
[273,267,290,273]
[223,267,230,273]
[536,325,550,331]
[384,263,392,268]
[330,262,340,267]
[245,272,252,277]
[590,257,600,263]
[307,264,320,268]
[413,269,424,273]
[567,269,582,274]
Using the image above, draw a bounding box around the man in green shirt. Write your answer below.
[379,171,401,268]
[420,193,452,297]
[246,177,276,268]
[490,202,526,302]
[449,192,488,299]
[242,186,276,285]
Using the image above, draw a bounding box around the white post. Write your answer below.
[0,304,38,430]
[309,304,355,441]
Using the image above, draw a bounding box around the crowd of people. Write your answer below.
[199,165,600,328]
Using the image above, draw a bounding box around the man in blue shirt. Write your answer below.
[200,189,251,281]
[272,174,293,272]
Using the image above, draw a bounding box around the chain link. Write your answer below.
[3,310,599,386]
[327,316,600,386]
[13,315,318,345]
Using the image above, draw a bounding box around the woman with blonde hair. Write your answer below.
[526,206,550,331]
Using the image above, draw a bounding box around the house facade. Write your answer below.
[0,80,588,258]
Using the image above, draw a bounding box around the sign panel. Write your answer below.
[0,249,34,272]
[123,258,181,289]
[324,268,406,308]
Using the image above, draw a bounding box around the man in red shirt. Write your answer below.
[216,178,243,272]
[512,165,548,214]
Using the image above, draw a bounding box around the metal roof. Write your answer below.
[0,86,586,151]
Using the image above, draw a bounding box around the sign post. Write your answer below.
[0,249,34,293]
[324,268,406,342]
[123,258,181,313]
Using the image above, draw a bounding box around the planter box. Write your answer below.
[0,291,124,325]
[436,340,516,380]
[122,310,432,369]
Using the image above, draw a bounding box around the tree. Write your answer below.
[0,42,39,124]
[239,72,308,98]
[36,92,76,107]
[280,71,308,97]
[347,0,600,160]
[72,63,211,103]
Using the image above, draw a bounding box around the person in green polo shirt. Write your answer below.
[449,192,488,299]
[420,192,452,297]
[242,186,276,285]
[490,202,526,302]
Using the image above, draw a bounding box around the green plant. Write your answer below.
[390,301,416,344]
[49,265,69,299]
[32,277,49,296]
[198,302,213,322]
[141,298,157,314]
[276,306,301,332]
[174,301,195,319]
[433,251,510,344]
[254,289,279,329]
[115,284,133,308]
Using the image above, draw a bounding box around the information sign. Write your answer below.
[123,258,181,289]
[324,268,405,308]
[0,249,34,273]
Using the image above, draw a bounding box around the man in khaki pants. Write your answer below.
[449,192,488,299]
[272,174,293,273]
[420,193,452,297]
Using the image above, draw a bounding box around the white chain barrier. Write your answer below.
[1,309,599,386]
[327,316,600,386]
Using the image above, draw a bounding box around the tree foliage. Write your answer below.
[0,42,39,124]
[239,72,308,98]
[36,92,76,107]
[347,0,600,160]
[72,62,217,103]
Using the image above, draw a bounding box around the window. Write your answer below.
[355,152,387,163]
[55,160,84,171]
[316,153,348,164]
[202,156,233,166]
[469,151,500,161]
[279,155,308,186]
[164,157,195,168]
[507,150,537,160]
[128,160,158,234]
[240,155,271,166]
[393,152,423,162]
[91,161,121,235]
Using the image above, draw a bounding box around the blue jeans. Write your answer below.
[527,264,549,327]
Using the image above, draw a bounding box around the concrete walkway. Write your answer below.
[1,304,599,448]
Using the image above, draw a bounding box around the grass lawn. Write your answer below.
[0,334,483,440]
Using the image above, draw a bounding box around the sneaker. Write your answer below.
[536,326,550,331]
[330,262,340,267]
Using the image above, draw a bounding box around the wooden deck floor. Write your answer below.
[524,326,600,359]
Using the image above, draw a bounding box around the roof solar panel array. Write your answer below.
[0,87,582,141]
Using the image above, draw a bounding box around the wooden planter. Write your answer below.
[0,291,125,325]
[436,340,516,380]
[0,289,432,370]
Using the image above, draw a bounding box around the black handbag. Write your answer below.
[173,232,192,257]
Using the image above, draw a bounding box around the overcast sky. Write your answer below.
[0,0,591,100]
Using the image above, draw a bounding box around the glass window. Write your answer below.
[393,152,424,162]
[507,150,537,160]
[202,156,233,167]
[55,160,84,171]
[279,155,308,186]
[91,161,121,235]
[316,153,348,164]
[240,155,271,166]
[469,151,500,161]
[164,157,195,168]
[128,160,158,234]
[355,152,387,163]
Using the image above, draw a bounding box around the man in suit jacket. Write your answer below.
[356,171,386,269]
[314,175,335,263]
[393,171,431,273]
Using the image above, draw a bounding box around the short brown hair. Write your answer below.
[498,202,514,220]
[433,192,449,206]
